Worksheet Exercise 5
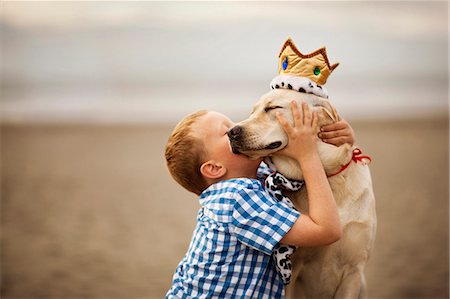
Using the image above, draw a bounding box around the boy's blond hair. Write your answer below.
[165,110,209,195]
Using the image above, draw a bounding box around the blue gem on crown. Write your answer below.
[282,57,288,70]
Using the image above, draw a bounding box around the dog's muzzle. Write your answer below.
[228,125,243,141]
[228,125,244,154]
[228,125,283,154]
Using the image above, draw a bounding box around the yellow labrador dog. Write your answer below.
[229,88,376,299]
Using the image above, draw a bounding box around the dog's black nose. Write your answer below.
[228,125,243,140]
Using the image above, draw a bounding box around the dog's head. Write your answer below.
[229,88,339,158]
[229,89,349,180]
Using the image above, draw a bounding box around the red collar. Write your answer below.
[327,148,372,178]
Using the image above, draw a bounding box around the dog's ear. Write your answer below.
[330,105,341,122]
[320,107,334,121]
[319,105,341,124]
[319,107,336,123]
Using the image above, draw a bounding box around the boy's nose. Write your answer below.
[228,125,243,140]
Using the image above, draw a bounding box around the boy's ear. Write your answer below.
[200,160,227,179]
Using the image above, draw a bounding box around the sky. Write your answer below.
[1,1,448,123]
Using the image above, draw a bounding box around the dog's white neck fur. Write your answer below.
[270,142,352,181]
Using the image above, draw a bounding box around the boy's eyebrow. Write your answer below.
[222,118,234,127]
[220,122,234,135]
[223,123,232,132]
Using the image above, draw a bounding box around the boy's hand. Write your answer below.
[318,119,355,146]
[276,101,318,161]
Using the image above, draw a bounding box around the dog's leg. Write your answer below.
[358,274,368,299]
[334,269,364,299]
[286,278,307,299]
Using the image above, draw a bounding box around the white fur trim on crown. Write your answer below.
[270,74,329,98]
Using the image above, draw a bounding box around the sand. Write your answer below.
[1,117,448,299]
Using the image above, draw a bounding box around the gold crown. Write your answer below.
[278,37,339,85]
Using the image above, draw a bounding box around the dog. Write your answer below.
[229,88,377,299]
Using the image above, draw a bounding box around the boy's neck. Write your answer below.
[205,170,259,187]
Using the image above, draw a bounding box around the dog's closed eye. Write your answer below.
[264,106,283,113]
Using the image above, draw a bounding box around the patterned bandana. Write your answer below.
[264,170,304,285]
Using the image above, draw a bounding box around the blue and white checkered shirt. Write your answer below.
[166,169,300,298]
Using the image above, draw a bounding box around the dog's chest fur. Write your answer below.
[285,161,377,296]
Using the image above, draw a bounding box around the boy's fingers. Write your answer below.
[318,128,348,139]
[290,101,300,127]
[320,120,346,132]
[276,112,293,134]
[302,102,310,124]
[312,111,318,128]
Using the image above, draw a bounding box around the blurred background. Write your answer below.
[1,2,448,299]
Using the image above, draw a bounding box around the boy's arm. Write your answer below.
[319,119,355,146]
[276,102,341,247]
[280,151,341,246]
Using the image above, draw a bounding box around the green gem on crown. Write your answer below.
[314,66,321,76]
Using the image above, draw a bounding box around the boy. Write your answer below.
[165,102,354,298]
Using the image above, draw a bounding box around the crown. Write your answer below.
[277,37,339,85]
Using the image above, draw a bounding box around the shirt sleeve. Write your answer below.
[231,187,300,255]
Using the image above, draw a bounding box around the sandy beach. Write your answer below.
[1,117,448,299]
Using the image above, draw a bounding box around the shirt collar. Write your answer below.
[199,178,262,206]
